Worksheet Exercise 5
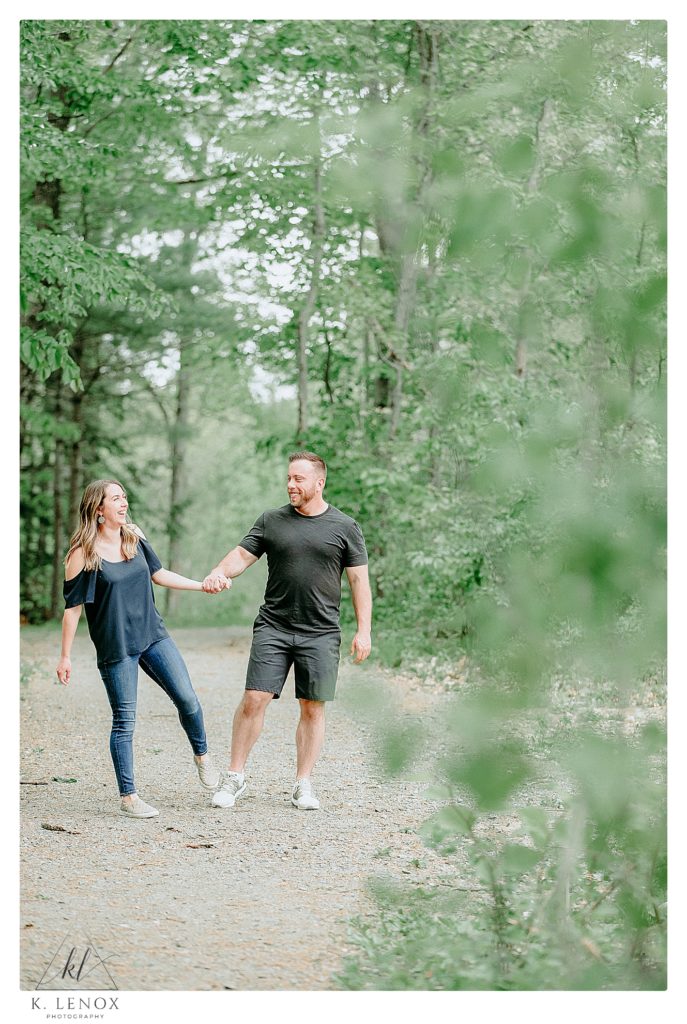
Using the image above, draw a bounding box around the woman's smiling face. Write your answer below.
[98,483,129,526]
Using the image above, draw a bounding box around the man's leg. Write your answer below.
[230,622,291,773]
[213,689,274,808]
[229,689,274,772]
[295,698,326,779]
[291,631,338,808]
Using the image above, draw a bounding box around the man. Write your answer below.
[202,451,372,811]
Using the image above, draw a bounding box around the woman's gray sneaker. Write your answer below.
[119,794,159,818]
[291,779,319,810]
[212,771,247,808]
[195,755,221,791]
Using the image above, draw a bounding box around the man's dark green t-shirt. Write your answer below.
[239,504,368,635]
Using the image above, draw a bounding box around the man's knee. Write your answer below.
[242,689,273,716]
[298,698,325,721]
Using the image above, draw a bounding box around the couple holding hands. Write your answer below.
[56,452,372,818]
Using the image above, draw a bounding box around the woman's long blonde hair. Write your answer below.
[65,479,140,571]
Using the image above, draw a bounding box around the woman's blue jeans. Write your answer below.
[98,636,208,796]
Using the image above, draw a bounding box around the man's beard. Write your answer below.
[290,489,315,505]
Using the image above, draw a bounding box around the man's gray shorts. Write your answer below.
[245,619,341,702]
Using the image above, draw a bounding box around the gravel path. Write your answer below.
[20,626,450,991]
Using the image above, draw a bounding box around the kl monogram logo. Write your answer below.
[35,931,118,990]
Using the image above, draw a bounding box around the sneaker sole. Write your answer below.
[212,782,247,808]
[291,798,320,810]
[119,808,159,818]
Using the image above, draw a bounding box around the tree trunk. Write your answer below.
[19,361,36,458]
[628,220,646,392]
[361,325,372,429]
[296,153,325,445]
[323,330,335,404]
[426,245,442,486]
[378,23,438,441]
[67,329,87,531]
[164,337,192,617]
[67,401,83,533]
[31,74,71,618]
[34,475,49,582]
[388,253,418,439]
[50,387,65,620]
[514,98,553,378]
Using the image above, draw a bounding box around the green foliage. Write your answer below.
[337,687,666,990]
[20,326,80,387]
[338,369,665,987]
[378,717,424,778]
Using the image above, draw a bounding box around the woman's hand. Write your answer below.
[56,656,72,686]
[203,573,231,593]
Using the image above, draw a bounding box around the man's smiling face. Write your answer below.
[287,460,324,508]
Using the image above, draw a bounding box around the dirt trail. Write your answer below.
[20,626,451,991]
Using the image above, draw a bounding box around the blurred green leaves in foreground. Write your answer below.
[339,382,666,990]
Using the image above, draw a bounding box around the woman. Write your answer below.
[55,479,229,819]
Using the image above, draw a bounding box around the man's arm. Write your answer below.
[345,564,372,664]
[202,546,259,592]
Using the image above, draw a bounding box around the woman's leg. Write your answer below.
[98,657,139,796]
[138,637,208,756]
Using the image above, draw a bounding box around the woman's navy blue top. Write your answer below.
[63,537,169,665]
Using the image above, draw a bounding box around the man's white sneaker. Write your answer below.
[195,755,221,791]
[212,771,247,808]
[291,778,320,810]
[119,794,159,818]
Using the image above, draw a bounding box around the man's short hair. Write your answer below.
[288,450,327,478]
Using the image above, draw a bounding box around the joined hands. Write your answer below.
[202,573,231,594]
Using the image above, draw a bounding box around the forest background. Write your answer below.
[19,19,667,990]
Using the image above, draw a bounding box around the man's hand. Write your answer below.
[350,631,372,664]
[202,573,231,593]
[56,656,71,686]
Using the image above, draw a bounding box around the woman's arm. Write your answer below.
[131,525,228,592]
[151,567,231,592]
[56,547,86,685]
[56,606,82,685]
